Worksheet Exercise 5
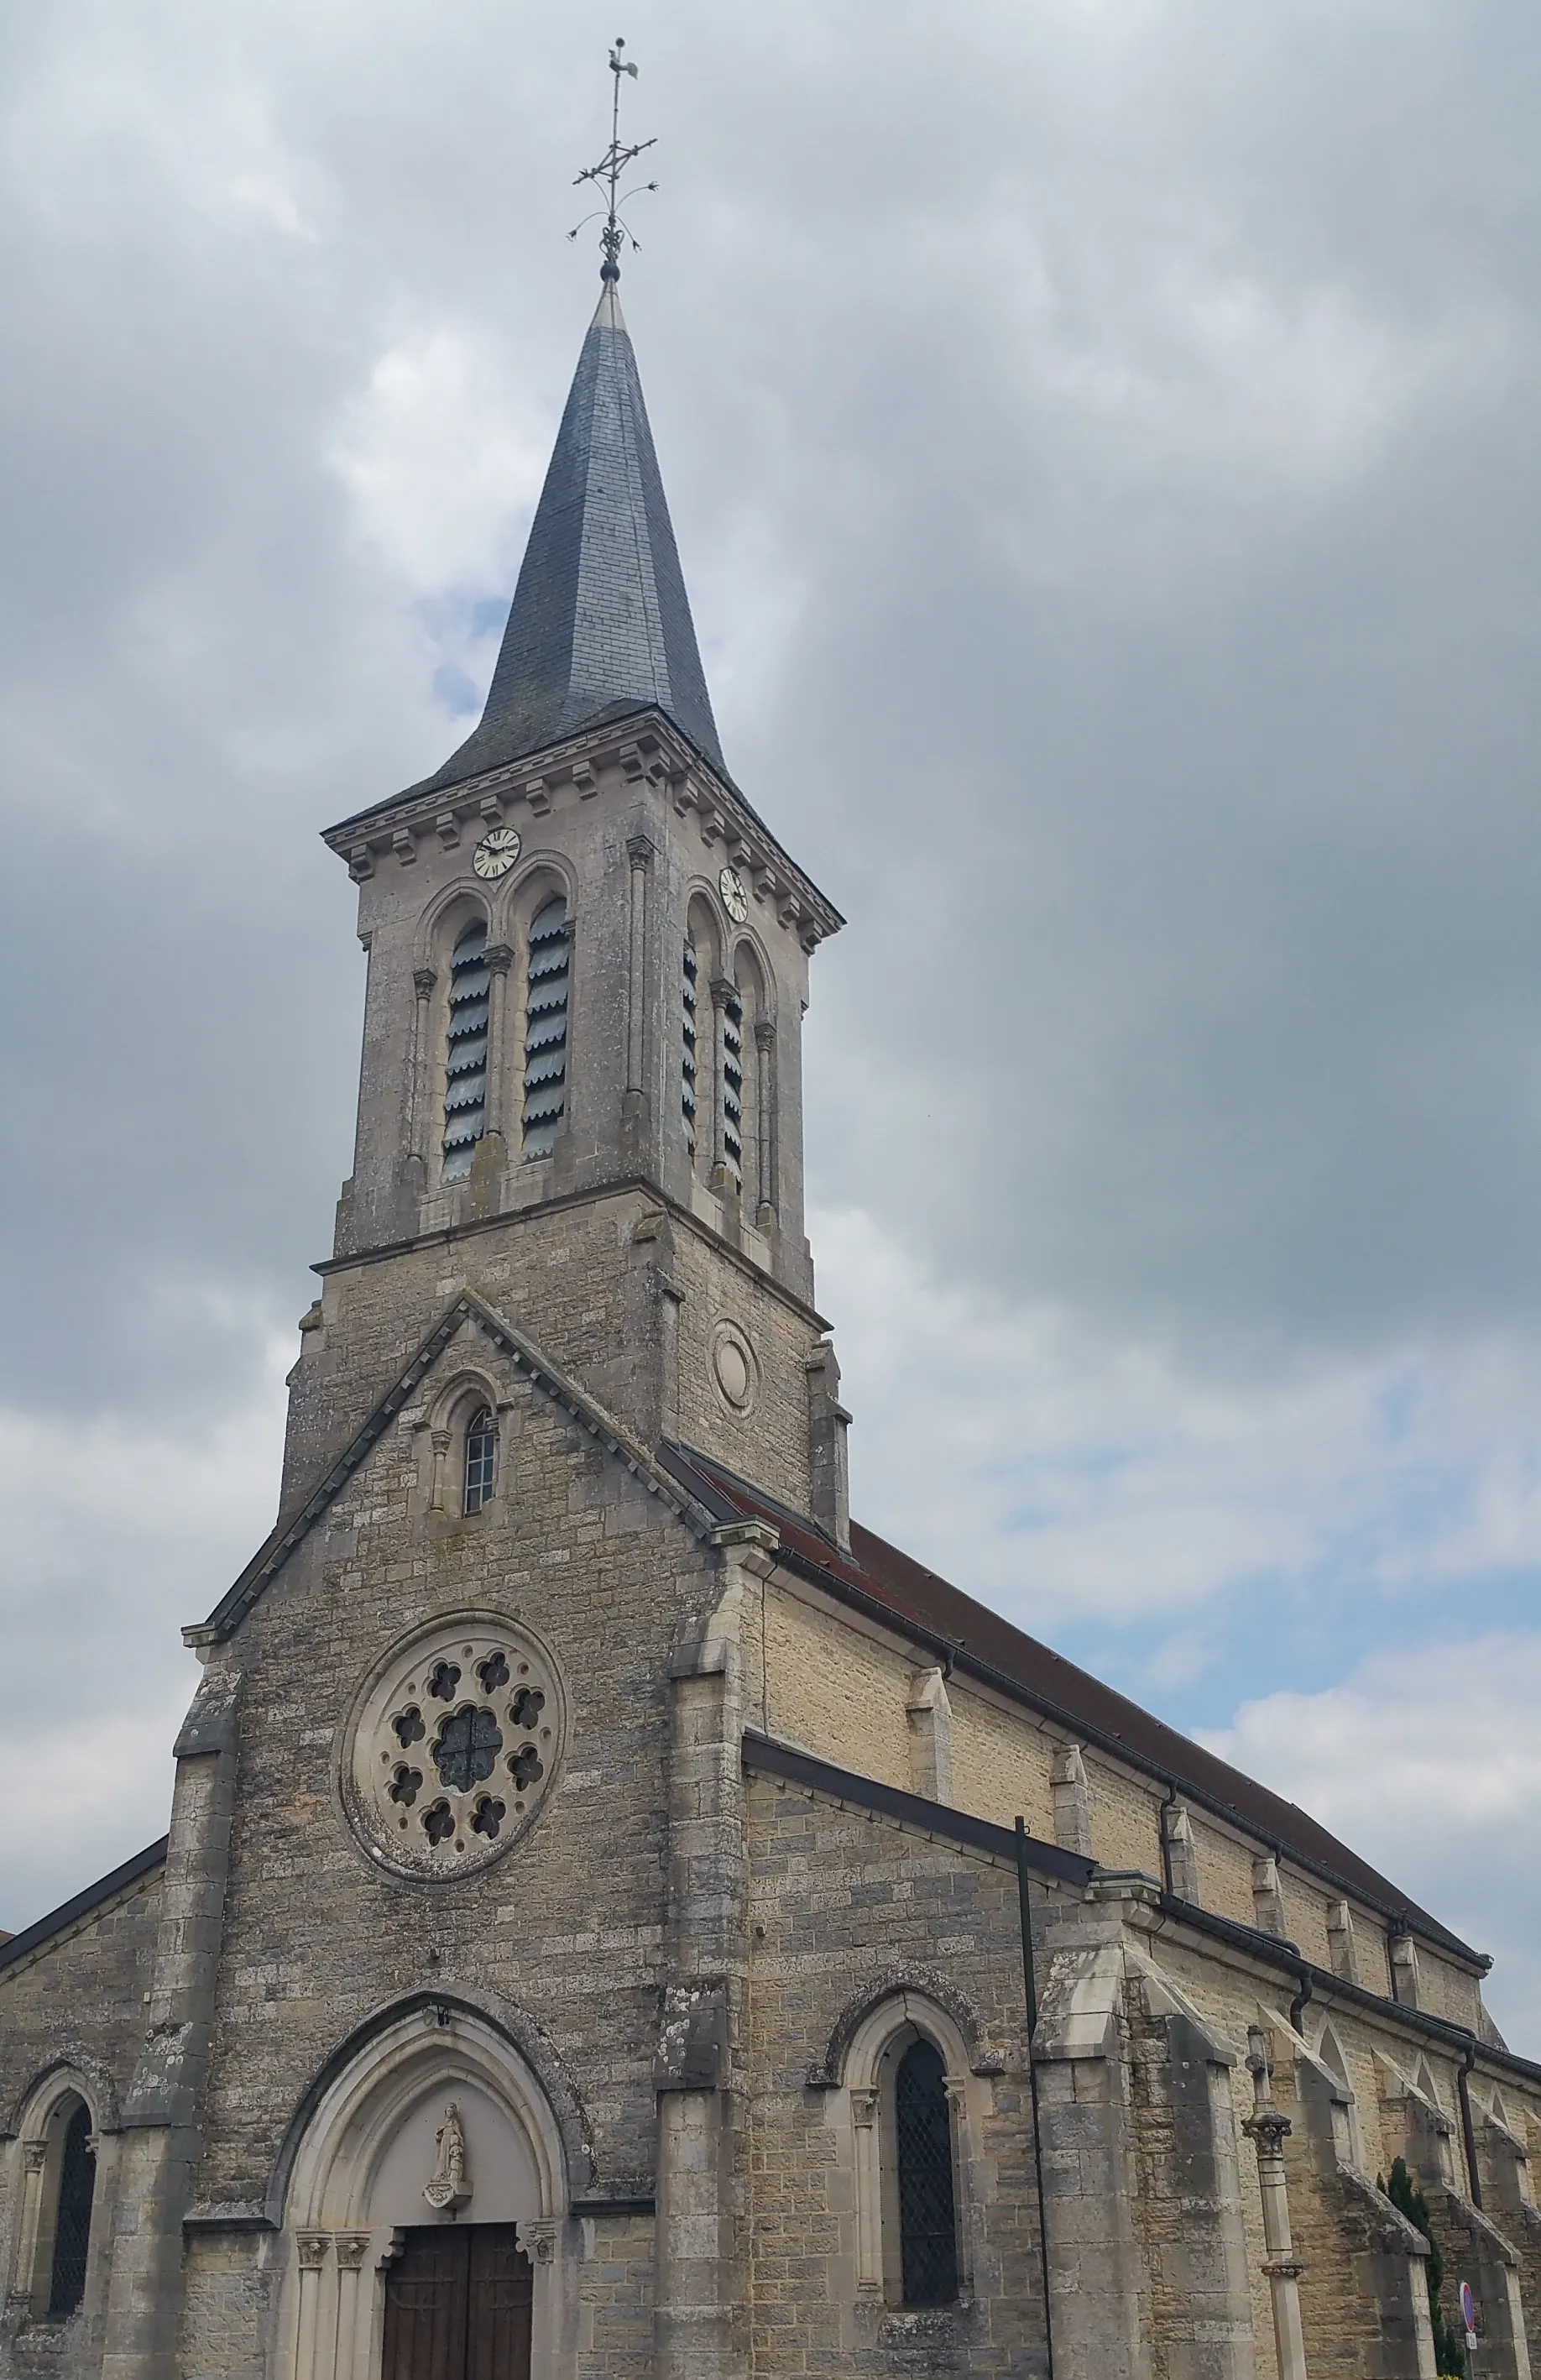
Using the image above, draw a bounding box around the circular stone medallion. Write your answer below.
[710,1320,759,1415]
[340,1614,566,1882]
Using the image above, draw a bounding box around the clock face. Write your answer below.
[473,827,522,881]
[718,865,749,923]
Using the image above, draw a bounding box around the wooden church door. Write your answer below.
[381,2226,533,2380]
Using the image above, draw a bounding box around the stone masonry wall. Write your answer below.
[282,1190,819,1524]
[0,1870,163,2377]
[744,1767,1053,2378]
[177,1328,731,2380]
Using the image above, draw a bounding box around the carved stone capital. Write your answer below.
[483,943,515,977]
[850,2087,880,2130]
[754,1016,776,1049]
[413,967,437,1000]
[709,974,737,1010]
[296,2231,331,2271]
[625,831,656,870]
[523,2219,560,2265]
[23,2140,47,2172]
[335,2232,371,2270]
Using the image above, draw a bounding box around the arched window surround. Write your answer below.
[682,893,723,1185]
[832,1992,978,2311]
[6,2071,103,2324]
[422,1376,509,1518]
[497,865,577,1169]
[426,897,494,1187]
[729,937,774,1221]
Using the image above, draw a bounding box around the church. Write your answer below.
[4,187,1541,2380]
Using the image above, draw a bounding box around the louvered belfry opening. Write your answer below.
[682,936,699,1159]
[895,2037,959,2308]
[47,2101,96,2318]
[721,987,744,1185]
[522,896,571,1159]
[442,920,490,1181]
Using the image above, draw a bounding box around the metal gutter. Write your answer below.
[741,1731,1095,1886]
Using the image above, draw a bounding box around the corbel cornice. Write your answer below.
[321,709,844,951]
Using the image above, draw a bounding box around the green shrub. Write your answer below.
[1381,2158,1465,2375]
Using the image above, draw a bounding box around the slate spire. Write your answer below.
[417,283,726,793]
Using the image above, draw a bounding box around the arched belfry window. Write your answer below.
[522,897,571,1159]
[48,2100,96,2318]
[463,1405,497,1515]
[442,920,490,1181]
[720,985,744,1186]
[682,934,699,1159]
[895,2037,959,2307]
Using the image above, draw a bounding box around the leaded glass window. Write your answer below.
[47,2101,95,2318]
[463,1406,496,1514]
[895,2037,958,2308]
[442,920,490,1181]
[522,897,571,1159]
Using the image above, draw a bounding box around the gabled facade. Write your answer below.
[3,262,1538,2380]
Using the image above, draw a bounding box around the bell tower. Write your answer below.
[288,265,846,1533]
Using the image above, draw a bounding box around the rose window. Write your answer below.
[342,1615,566,1880]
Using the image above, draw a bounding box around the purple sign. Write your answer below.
[1460,2280,1476,2333]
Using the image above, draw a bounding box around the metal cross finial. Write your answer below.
[568,36,658,285]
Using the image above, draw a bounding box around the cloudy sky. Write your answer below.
[3,0,1538,2037]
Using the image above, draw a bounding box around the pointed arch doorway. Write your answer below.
[274,2004,578,2380]
[382,2225,532,2380]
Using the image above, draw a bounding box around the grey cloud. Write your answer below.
[0,0,1537,1948]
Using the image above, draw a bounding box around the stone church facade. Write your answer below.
[3,275,1539,2380]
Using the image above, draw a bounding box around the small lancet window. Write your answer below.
[463,1406,497,1515]
[48,2101,96,2318]
[721,986,744,1185]
[442,920,490,1181]
[523,897,571,1159]
[895,2037,959,2308]
[682,936,699,1159]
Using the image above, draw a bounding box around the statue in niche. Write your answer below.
[423,2100,471,2213]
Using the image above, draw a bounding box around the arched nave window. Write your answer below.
[837,1996,973,2313]
[442,919,490,1180]
[894,2035,959,2307]
[13,2087,98,2320]
[47,2100,96,2316]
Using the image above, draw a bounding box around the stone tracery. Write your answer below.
[342,1617,565,1880]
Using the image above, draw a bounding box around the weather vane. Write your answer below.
[568,38,658,285]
